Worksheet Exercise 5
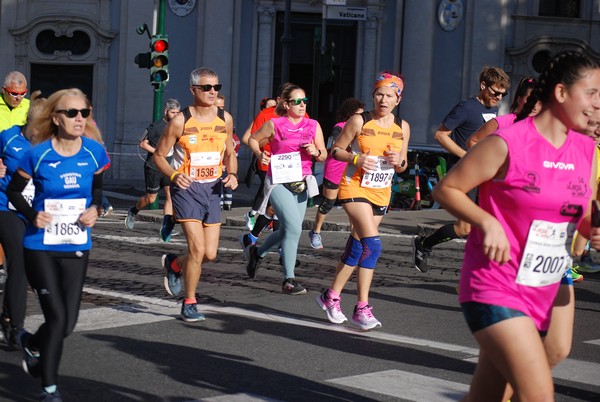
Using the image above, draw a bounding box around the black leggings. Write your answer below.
[0,211,27,328]
[251,170,267,211]
[25,249,89,387]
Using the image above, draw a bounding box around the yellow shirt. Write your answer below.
[0,96,29,132]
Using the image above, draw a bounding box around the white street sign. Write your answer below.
[324,0,346,5]
[326,6,367,20]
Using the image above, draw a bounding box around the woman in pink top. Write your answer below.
[433,51,600,401]
[308,98,364,249]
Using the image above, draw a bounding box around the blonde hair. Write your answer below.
[29,88,101,144]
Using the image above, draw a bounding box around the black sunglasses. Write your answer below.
[193,84,222,92]
[56,108,91,118]
[289,97,309,105]
[486,86,508,98]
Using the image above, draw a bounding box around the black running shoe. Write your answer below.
[19,330,40,378]
[412,235,431,273]
[246,245,263,279]
[1,315,19,349]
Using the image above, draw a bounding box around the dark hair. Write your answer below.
[275,83,302,116]
[516,50,600,121]
[260,97,276,110]
[336,98,365,122]
[509,76,537,113]
[480,66,510,89]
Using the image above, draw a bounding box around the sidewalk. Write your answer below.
[106,179,455,235]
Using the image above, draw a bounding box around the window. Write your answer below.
[539,0,580,18]
[36,29,91,55]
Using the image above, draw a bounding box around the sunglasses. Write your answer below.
[288,97,309,105]
[486,86,508,98]
[56,108,92,118]
[3,87,27,98]
[193,84,222,92]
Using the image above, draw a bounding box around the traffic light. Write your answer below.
[320,40,335,83]
[134,52,152,69]
[150,35,169,85]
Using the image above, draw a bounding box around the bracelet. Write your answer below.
[170,171,179,182]
[316,149,322,158]
[352,154,359,165]
[228,172,238,179]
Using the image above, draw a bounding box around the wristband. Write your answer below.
[170,171,179,182]
[316,149,322,158]
[228,172,238,179]
[352,154,359,165]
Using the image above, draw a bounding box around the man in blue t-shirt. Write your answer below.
[413,66,510,273]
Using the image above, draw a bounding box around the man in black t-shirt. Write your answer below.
[125,99,181,242]
[413,66,510,273]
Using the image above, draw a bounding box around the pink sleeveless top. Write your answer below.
[459,117,596,331]
[495,113,516,130]
[267,116,317,177]
[323,122,348,184]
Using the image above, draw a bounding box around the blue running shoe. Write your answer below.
[181,303,205,323]
[162,254,182,296]
[40,390,63,402]
[160,215,175,242]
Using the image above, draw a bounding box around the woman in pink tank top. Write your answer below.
[433,51,600,401]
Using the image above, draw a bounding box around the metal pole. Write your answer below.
[280,0,292,83]
[150,0,166,210]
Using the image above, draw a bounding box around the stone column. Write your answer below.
[256,6,275,104]
[360,12,380,103]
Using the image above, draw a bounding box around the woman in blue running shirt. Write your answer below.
[7,88,109,402]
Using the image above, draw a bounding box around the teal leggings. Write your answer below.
[257,184,307,279]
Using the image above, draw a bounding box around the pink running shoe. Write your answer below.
[351,305,381,330]
[316,291,347,324]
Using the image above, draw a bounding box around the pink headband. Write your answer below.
[374,73,404,97]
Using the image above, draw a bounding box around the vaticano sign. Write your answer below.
[325,6,367,21]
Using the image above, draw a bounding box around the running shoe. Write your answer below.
[282,278,307,295]
[223,204,232,211]
[100,205,113,218]
[239,233,255,259]
[124,207,136,230]
[19,330,41,378]
[412,235,431,273]
[246,245,262,279]
[0,267,6,285]
[1,314,18,349]
[576,255,600,274]
[308,230,323,249]
[162,254,182,297]
[571,266,584,283]
[181,303,205,323]
[160,216,175,242]
[40,390,63,402]
[351,305,382,330]
[316,291,347,324]
[244,212,256,231]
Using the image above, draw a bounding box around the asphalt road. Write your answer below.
[0,192,599,401]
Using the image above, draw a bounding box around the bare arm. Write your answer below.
[248,120,274,166]
[153,113,191,189]
[434,124,466,158]
[467,118,499,149]
[221,111,239,189]
[139,139,155,154]
[330,114,375,171]
[433,135,511,263]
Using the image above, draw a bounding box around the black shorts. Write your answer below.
[144,165,170,194]
[339,197,388,216]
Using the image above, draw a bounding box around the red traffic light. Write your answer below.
[152,39,168,53]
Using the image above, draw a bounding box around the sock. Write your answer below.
[422,223,458,249]
[44,385,57,394]
[184,298,197,305]
[251,214,272,237]
[130,206,140,216]
[249,210,257,216]
[356,301,369,310]
[327,289,340,300]
[248,233,258,243]
[170,258,182,273]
